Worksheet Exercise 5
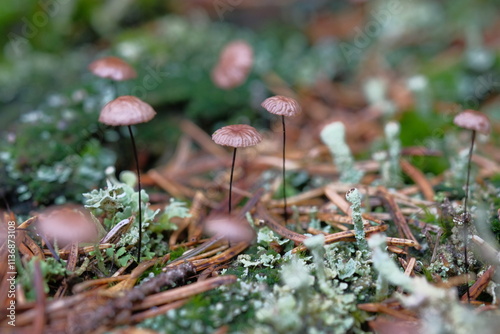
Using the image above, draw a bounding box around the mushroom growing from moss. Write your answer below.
[99,95,156,262]
[212,124,262,213]
[211,40,253,90]
[261,95,302,222]
[453,109,490,303]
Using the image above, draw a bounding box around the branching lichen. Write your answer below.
[83,168,185,261]
[384,121,402,187]
[369,233,498,334]
[320,122,363,184]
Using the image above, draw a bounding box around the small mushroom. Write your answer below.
[453,109,490,134]
[99,95,157,262]
[211,40,253,90]
[453,109,490,303]
[88,56,137,81]
[36,205,99,248]
[204,214,256,244]
[212,124,262,213]
[261,95,302,222]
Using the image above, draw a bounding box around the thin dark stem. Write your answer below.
[229,148,237,214]
[282,115,288,223]
[111,80,119,98]
[463,130,476,304]
[128,125,142,263]
[463,130,475,216]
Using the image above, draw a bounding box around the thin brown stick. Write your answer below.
[191,242,249,272]
[292,225,389,253]
[461,266,495,302]
[403,257,417,276]
[164,134,192,174]
[129,299,187,323]
[376,187,421,250]
[148,169,195,198]
[42,243,113,257]
[72,276,131,294]
[324,185,351,214]
[400,159,435,201]
[256,205,306,243]
[135,275,237,311]
[180,119,228,158]
[170,191,205,246]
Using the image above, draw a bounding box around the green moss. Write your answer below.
[169,247,187,261]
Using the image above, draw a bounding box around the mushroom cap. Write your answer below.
[261,95,302,117]
[212,124,262,148]
[36,205,99,247]
[211,65,237,90]
[204,214,256,244]
[99,95,156,126]
[211,40,253,90]
[88,56,137,81]
[453,109,490,134]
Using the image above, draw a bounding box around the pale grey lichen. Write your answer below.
[320,122,363,184]
[363,78,387,105]
[257,226,291,246]
[280,257,315,291]
[304,234,332,296]
[83,176,158,248]
[324,242,375,300]
[383,121,402,187]
[345,188,368,251]
[429,221,478,279]
[362,77,396,117]
[255,274,359,334]
[369,233,499,334]
[237,251,282,268]
[407,75,431,115]
[141,229,373,334]
[151,198,190,233]
[141,279,266,334]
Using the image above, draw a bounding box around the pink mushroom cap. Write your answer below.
[99,95,156,126]
[88,56,137,81]
[212,124,263,148]
[453,109,490,134]
[261,95,302,117]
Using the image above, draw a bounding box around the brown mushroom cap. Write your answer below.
[99,95,156,126]
[261,95,302,117]
[203,214,256,244]
[211,40,253,90]
[212,124,263,148]
[36,205,99,247]
[453,109,490,134]
[88,56,137,81]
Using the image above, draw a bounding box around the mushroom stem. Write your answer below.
[112,80,119,98]
[462,129,476,303]
[229,148,237,214]
[281,115,288,223]
[128,125,143,262]
[463,130,475,217]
